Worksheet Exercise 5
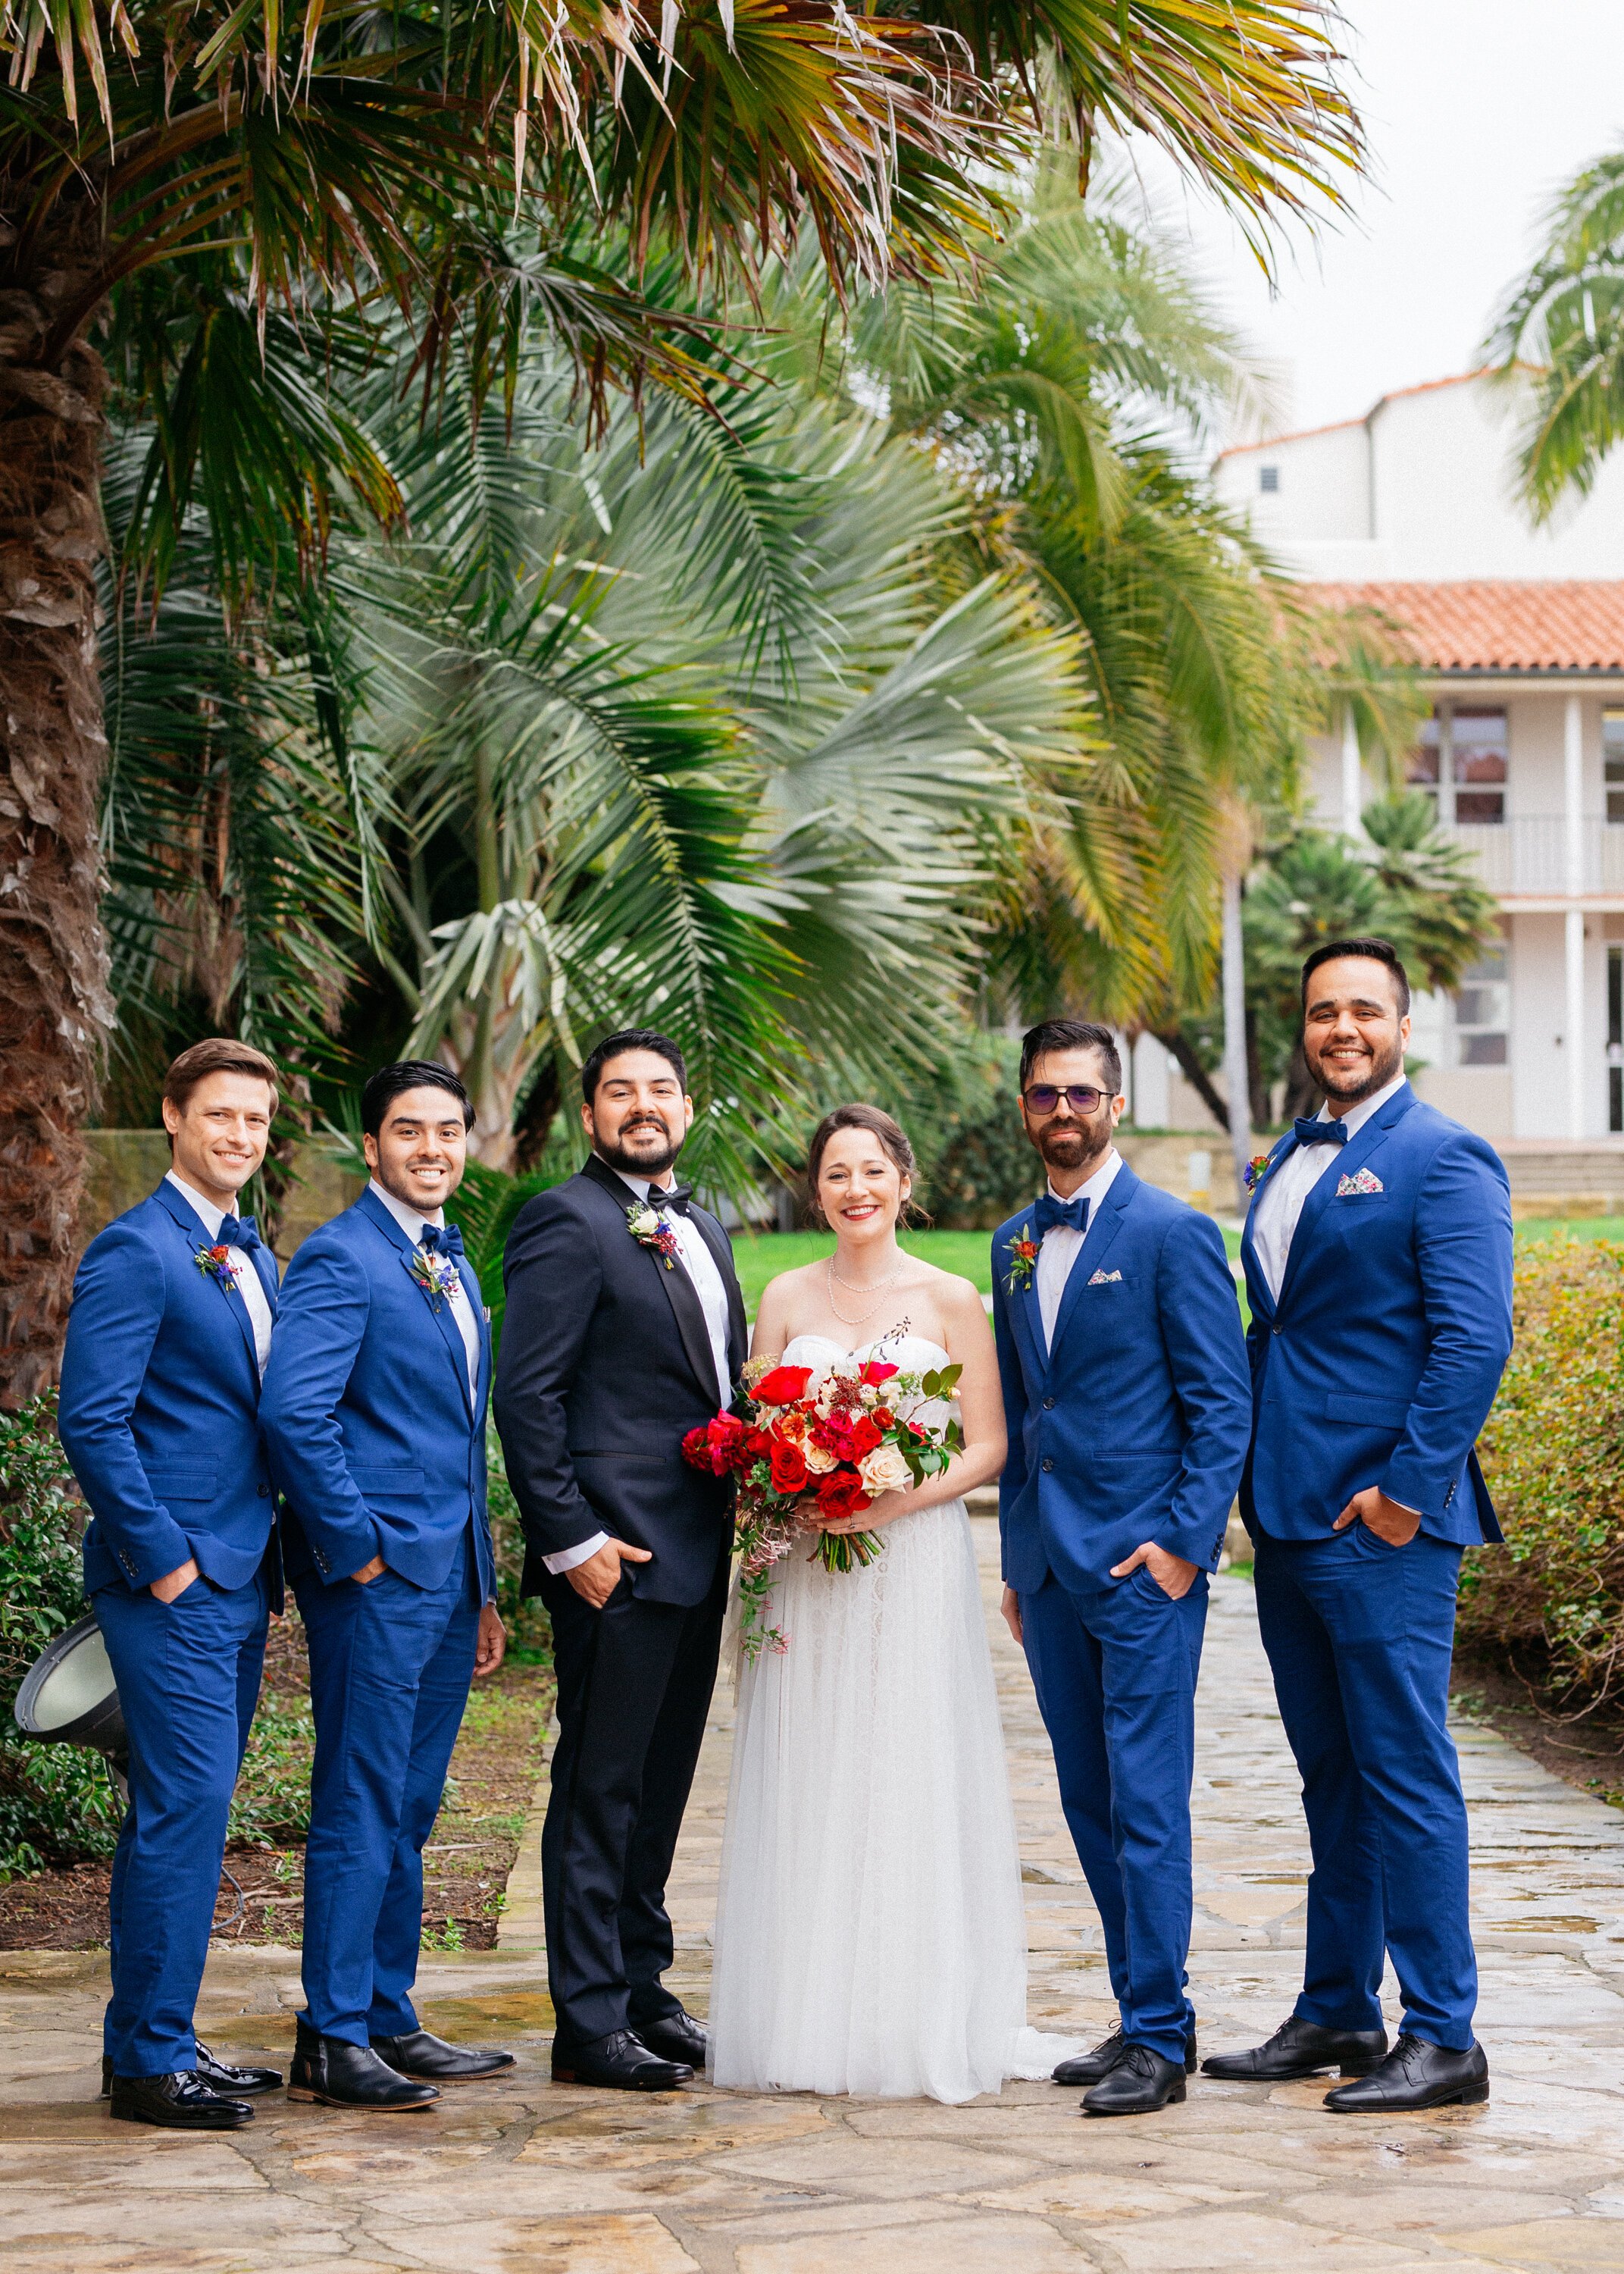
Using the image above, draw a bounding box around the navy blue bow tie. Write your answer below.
[217,1214,261,1254]
[1034,1191,1090,1237]
[1292,1117,1348,1148]
[420,1222,465,1261]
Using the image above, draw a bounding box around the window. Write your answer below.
[1605,710,1624,824]
[1611,948,1623,1132]
[1259,465,1279,493]
[1406,712,1442,813]
[1451,708,1507,824]
[1454,939,1508,1067]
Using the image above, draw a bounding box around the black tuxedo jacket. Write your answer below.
[493,1152,747,1606]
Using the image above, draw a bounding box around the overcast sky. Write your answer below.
[1148,0,1624,446]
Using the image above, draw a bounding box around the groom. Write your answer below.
[494,1028,746,2092]
[993,1018,1252,2116]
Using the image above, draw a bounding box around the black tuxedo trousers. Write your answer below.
[540,1543,730,2043]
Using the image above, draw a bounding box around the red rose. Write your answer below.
[746,1429,774,1459]
[871,1408,894,1430]
[858,1360,900,1386]
[681,1425,712,1472]
[848,1414,882,1458]
[817,1471,871,1522]
[769,1439,809,1494]
[754,1364,815,1405]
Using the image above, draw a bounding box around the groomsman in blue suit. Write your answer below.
[1203,938,1513,2113]
[59,1038,288,2130]
[260,1061,511,2111]
[993,1019,1252,2116]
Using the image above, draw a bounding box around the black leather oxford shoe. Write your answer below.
[109,2071,254,2130]
[1081,2042,1187,2116]
[1322,2034,1488,2113]
[1201,2015,1388,2081]
[371,2028,515,2083]
[287,2017,439,2110]
[102,2042,282,2098]
[1053,2027,1197,2088]
[550,2029,693,2091]
[631,2007,707,2070]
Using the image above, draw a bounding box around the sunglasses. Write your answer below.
[1022,1084,1111,1116]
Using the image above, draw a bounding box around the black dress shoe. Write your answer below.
[109,2071,254,2131]
[1201,2014,1388,2081]
[1081,2042,1187,2116]
[371,2028,515,2083]
[550,2028,693,2091]
[287,2017,439,2110]
[1053,2027,1197,2087]
[631,2008,707,2069]
[102,2042,283,2097]
[1322,2034,1488,2113]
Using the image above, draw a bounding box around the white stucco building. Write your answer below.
[1134,371,1624,1167]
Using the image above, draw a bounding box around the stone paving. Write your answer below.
[2,1521,1623,2272]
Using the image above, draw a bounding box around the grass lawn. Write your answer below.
[729,1228,997,1311]
[1516,1217,1624,1245]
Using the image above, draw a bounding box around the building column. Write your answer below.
[1341,701,1363,838]
[1220,869,1253,1200]
[1565,693,1586,1139]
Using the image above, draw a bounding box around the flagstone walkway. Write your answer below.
[2,1521,1623,2273]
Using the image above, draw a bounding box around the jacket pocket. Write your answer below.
[348,1464,426,1495]
[146,1466,220,1502]
[1322,1393,1410,1430]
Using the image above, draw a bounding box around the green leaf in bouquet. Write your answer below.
[919,1364,964,1399]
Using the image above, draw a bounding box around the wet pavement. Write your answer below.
[2,1519,1622,2272]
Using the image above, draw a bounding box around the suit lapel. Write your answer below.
[689,1205,747,1388]
[1241,1132,1296,1326]
[580,1155,723,1408]
[359,1186,475,1420]
[1050,1162,1137,1357]
[152,1181,261,1381]
[1276,1082,1417,1314]
[999,1214,1048,1385]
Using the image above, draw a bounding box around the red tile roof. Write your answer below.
[1303,581,1624,674]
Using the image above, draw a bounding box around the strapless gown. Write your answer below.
[707,1333,1077,2102]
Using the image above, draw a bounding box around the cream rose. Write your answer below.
[858,1442,914,1497]
[801,1437,838,1474]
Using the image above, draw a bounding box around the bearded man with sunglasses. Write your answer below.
[992,1018,1252,2116]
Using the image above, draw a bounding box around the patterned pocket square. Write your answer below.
[1087,1267,1123,1286]
[1336,1168,1385,1197]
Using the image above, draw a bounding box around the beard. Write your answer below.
[1310,1031,1406,1106]
[1034,1118,1110,1179]
[594,1115,685,1178]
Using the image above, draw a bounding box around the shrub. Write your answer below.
[487,1430,553,1659]
[0,1395,121,1878]
[1463,1239,1624,1710]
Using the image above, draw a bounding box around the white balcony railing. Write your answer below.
[1441,816,1624,896]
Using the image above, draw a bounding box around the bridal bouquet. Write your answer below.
[682,1354,963,1659]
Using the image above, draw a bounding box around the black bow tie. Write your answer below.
[1034,1191,1089,1236]
[652,1186,692,1217]
[420,1222,465,1261]
[1292,1117,1349,1148]
[217,1214,262,1254]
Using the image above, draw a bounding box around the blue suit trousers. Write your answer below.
[1019,1568,1206,2063]
[95,1569,269,2077]
[1253,1524,1475,2050]
[296,1527,481,2042]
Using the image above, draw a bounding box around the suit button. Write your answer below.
[1042,1397,1055,1410]
[1041,1458,1054,1473]
[257,1482,271,1497]
[1272,1326,1281,1336]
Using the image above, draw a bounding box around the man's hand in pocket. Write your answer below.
[567,1538,652,1609]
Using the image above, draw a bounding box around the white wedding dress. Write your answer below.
[707,1333,1077,2103]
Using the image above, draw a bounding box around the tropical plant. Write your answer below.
[0,0,1362,1402]
[1486,145,1624,516]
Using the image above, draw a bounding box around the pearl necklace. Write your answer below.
[825,1256,903,1327]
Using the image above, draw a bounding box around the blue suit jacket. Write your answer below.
[1239,1082,1513,1547]
[58,1182,280,1597]
[993,1164,1253,1593]
[259,1187,496,1598]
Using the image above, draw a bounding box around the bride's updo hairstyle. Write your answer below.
[805,1103,924,1229]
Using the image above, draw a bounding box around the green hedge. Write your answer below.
[1463,1239,1624,1709]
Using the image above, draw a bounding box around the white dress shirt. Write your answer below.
[544,1165,735,1579]
[1036,1147,1125,1353]
[368,1180,480,1398]
[1248,1073,1407,1304]
[166,1170,274,1377]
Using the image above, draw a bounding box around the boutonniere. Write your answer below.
[627,1201,680,1270]
[1243,1151,1275,1195]
[194,1245,239,1293]
[408,1245,462,1311]
[1003,1223,1040,1296]
[1336,1168,1385,1198]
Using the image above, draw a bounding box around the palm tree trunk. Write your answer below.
[0,231,115,1406]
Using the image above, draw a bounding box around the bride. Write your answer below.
[708,1102,1072,2103]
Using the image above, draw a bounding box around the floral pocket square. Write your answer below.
[1336,1168,1385,1197]
[1087,1267,1123,1286]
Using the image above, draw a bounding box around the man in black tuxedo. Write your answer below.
[494,1028,746,2091]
